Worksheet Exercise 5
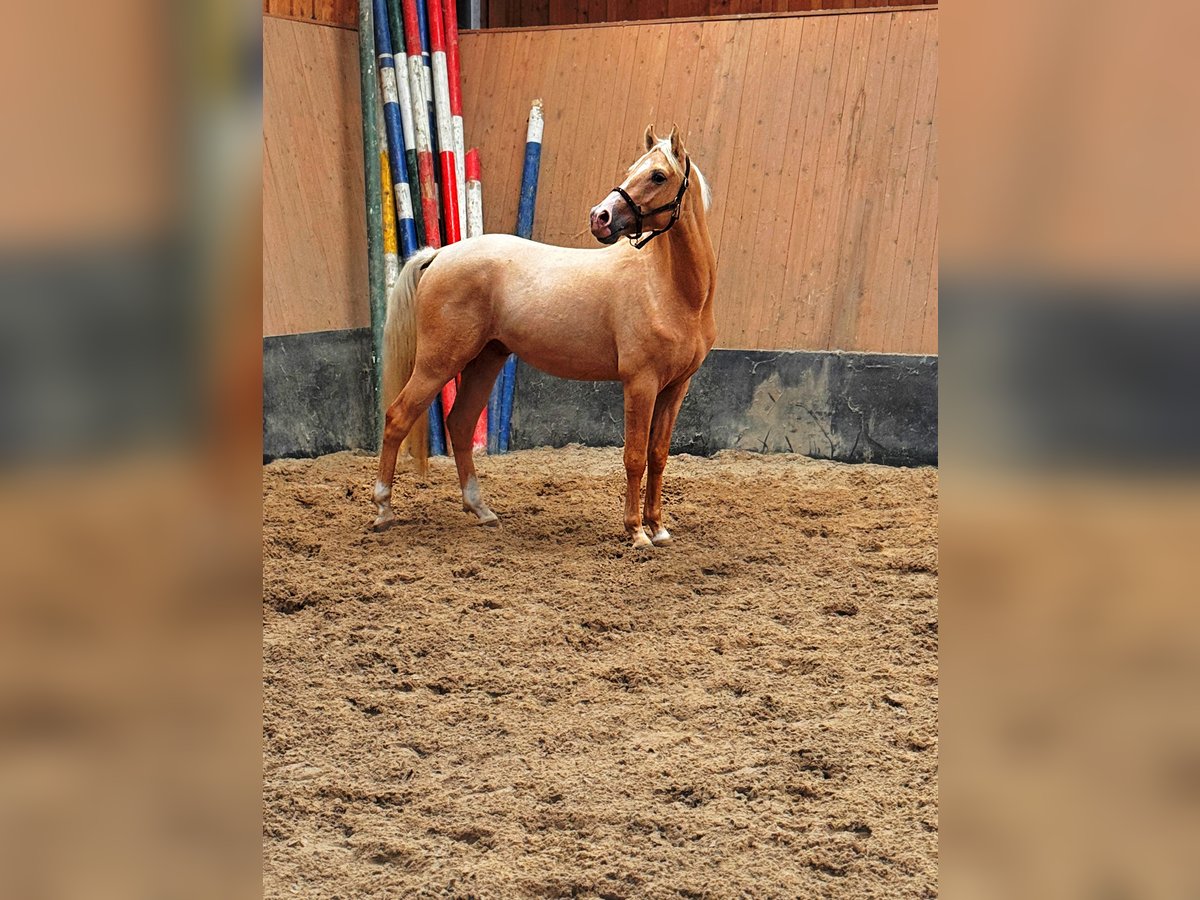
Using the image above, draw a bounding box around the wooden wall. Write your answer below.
[261,5,938,352]
[459,7,938,353]
[263,16,369,336]
[488,1,932,29]
[263,0,356,29]
[260,1,936,32]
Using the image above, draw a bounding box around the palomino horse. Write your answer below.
[372,124,716,548]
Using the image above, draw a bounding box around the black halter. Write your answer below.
[610,156,691,250]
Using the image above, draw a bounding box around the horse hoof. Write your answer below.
[478,511,499,527]
[651,528,672,546]
[371,512,397,532]
[631,531,654,550]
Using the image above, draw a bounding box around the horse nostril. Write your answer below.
[596,208,610,225]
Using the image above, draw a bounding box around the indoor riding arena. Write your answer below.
[263,1,938,897]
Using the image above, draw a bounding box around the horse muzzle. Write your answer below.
[589,196,630,244]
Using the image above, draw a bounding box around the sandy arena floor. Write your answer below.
[263,447,938,898]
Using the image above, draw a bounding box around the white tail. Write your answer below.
[382,246,439,476]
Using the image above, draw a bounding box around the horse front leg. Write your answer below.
[621,378,657,549]
[643,377,692,546]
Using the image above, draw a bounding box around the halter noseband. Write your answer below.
[610,156,691,250]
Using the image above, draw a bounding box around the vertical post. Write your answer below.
[401,0,441,249]
[426,0,461,244]
[496,99,543,453]
[358,0,387,444]
[385,0,425,247]
[442,0,467,236]
[416,0,440,240]
[372,0,418,260]
[462,148,487,450]
[465,148,483,239]
[402,0,445,454]
[377,101,401,291]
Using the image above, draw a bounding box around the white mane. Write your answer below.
[653,138,712,212]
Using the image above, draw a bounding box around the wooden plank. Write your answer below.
[574,28,636,230]
[778,12,851,348]
[501,31,546,234]
[616,23,674,183]
[656,21,705,133]
[685,19,751,312]
[709,17,774,345]
[741,16,806,348]
[804,12,872,350]
[760,14,819,339]
[263,17,369,336]
[842,9,909,350]
[854,9,924,350]
[533,28,581,242]
[891,11,938,352]
[473,6,938,34]
[593,24,643,195]
[920,228,938,353]
[766,13,833,349]
[824,9,892,350]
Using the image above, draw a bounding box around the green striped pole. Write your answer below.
[359,0,387,446]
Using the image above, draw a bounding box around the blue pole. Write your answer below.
[372,0,418,259]
[428,396,447,456]
[493,99,544,453]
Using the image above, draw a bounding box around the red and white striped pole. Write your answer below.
[442,0,467,236]
[426,0,460,243]
[465,148,486,449]
[465,148,483,238]
[400,0,440,247]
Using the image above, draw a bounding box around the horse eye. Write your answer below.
[651,171,667,185]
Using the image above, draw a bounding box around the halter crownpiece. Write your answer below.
[611,156,692,250]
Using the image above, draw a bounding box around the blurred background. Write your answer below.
[942,0,1200,896]
[0,0,261,896]
[0,0,1197,896]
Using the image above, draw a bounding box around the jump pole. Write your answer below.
[372,0,418,260]
[358,0,388,441]
[465,148,483,238]
[470,148,503,454]
[416,0,442,239]
[493,99,543,453]
[400,0,441,248]
[465,149,488,450]
[377,101,401,291]
[399,0,446,454]
[428,0,483,451]
[383,0,425,246]
[442,0,467,236]
[426,0,461,243]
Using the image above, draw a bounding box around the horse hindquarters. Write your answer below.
[373,248,443,531]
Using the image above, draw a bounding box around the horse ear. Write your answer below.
[669,123,685,161]
[644,124,658,151]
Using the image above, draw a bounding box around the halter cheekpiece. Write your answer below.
[610,156,691,250]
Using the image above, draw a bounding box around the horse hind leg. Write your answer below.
[373,366,448,531]
[445,343,509,525]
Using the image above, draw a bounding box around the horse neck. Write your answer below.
[653,189,715,311]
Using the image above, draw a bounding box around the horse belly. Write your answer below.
[506,330,620,381]
[495,298,620,381]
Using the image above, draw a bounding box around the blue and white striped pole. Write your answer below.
[491,99,543,454]
[372,0,418,259]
